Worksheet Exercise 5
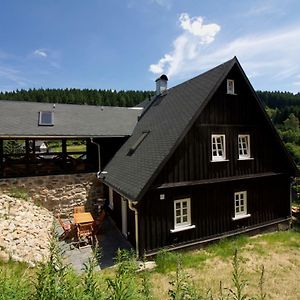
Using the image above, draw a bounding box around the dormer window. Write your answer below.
[38,111,54,126]
[227,79,235,95]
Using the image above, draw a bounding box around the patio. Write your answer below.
[57,215,132,272]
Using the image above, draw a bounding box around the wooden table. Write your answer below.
[74,212,94,247]
[74,212,94,225]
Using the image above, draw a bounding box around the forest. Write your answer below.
[257,91,300,165]
[1,88,300,164]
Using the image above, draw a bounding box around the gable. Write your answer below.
[153,65,296,187]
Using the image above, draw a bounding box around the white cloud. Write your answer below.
[191,26,300,82]
[149,13,220,77]
[149,12,300,92]
[34,49,48,57]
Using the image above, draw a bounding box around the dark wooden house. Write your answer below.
[100,57,298,256]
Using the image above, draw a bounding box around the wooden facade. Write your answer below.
[104,61,297,255]
[138,174,290,253]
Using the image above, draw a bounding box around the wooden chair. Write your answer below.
[56,215,74,240]
[77,223,94,247]
[93,210,106,235]
[74,206,85,214]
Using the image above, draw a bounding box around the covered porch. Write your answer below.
[0,136,126,178]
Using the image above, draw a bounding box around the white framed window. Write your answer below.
[108,187,114,210]
[171,198,195,233]
[211,134,226,161]
[238,135,251,159]
[227,79,235,94]
[233,191,251,220]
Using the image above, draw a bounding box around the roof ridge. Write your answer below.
[167,57,236,93]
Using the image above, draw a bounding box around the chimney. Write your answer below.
[155,74,168,95]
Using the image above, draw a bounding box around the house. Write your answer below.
[0,101,142,178]
[100,57,298,256]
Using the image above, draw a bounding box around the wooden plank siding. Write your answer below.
[154,68,290,187]
[138,174,290,253]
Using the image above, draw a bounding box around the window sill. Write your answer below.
[170,225,196,233]
[210,159,229,163]
[232,214,251,221]
[227,92,237,95]
[238,157,254,161]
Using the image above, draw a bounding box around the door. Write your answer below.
[121,197,128,237]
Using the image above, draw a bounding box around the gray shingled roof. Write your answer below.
[101,57,239,201]
[0,101,142,138]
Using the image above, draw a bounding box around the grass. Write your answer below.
[7,187,30,201]
[51,144,86,153]
[2,230,300,299]
[155,235,251,273]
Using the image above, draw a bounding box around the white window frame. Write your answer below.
[238,134,251,160]
[108,187,114,210]
[171,198,195,233]
[232,191,251,220]
[227,79,235,94]
[211,134,227,162]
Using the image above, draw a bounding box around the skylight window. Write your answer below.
[127,131,149,156]
[39,111,54,126]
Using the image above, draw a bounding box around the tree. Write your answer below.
[283,113,299,130]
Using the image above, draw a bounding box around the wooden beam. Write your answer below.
[154,172,283,189]
[196,123,257,127]
[25,139,30,173]
[62,139,67,168]
[0,139,3,177]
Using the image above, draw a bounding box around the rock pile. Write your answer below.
[0,193,54,266]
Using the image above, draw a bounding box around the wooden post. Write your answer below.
[62,139,67,169]
[0,139,3,177]
[25,139,30,173]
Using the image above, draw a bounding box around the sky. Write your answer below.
[0,0,300,93]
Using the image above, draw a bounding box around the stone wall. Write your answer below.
[0,194,53,266]
[0,173,103,217]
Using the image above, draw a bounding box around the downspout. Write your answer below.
[128,200,139,258]
[90,138,101,174]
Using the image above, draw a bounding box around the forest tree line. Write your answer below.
[0,88,154,107]
[1,88,300,164]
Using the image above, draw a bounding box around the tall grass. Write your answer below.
[0,260,32,300]
[0,232,269,300]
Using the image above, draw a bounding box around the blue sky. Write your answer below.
[1,0,300,93]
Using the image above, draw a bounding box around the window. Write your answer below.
[233,191,251,220]
[227,79,235,94]
[38,111,54,126]
[171,198,195,232]
[108,187,114,210]
[238,135,251,159]
[211,134,226,161]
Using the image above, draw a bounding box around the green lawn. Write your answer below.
[1,230,300,299]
